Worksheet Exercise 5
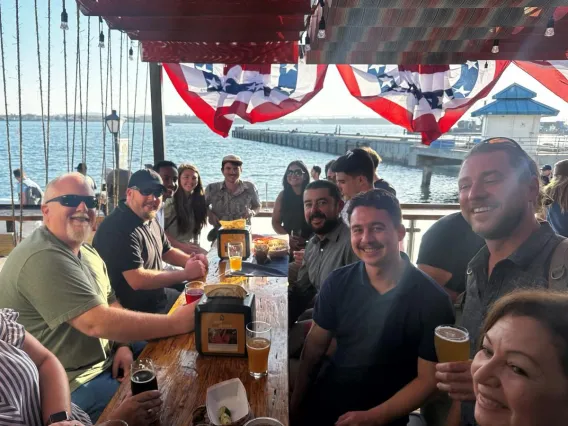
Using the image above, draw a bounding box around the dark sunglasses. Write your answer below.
[286,169,305,177]
[45,195,98,209]
[131,186,164,197]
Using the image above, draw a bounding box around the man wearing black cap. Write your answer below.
[76,162,97,191]
[541,164,552,185]
[94,169,207,314]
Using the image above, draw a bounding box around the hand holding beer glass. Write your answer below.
[435,325,476,401]
[434,325,470,363]
[228,242,243,272]
[246,321,271,379]
[131,358,158,395]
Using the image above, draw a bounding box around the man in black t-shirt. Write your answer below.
[417,212,485,302]
[290,189,454,426]
[361,146,396,195]
[93,169,207,313]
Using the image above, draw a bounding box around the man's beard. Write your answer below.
[474,207,525,241]
[66,223,92,244]
[309,212,339,235]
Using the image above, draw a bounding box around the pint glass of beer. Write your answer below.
[434,325,470,363]
[131,358,158,395]
[246,321,271,378]
[228,242,243,272]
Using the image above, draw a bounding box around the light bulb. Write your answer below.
[318,16,326,39]
[98,31,105,49]
[491,40,499,54]
[545,17,555,37]
[305,43,311,52]
[60,9,68,30]
[318,29,326,39]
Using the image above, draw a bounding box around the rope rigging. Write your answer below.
[129,42,140,173]
[46,0,51,183]
[140,63,149,171]
[99,18,110,215]
[71,8,80,171]
[0,1,16,223]
[34,0,48,185]
[62,0,70,172]
[83,16,91,165]
[15,0,24,241]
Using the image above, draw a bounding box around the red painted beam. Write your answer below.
[105,15,305,32]
[129,30,300,43]
[77,0,311,17]
[307,49,568,64]
[140,41,298,64]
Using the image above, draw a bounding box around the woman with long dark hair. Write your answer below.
[164,164,208,245]
[272,160,311,251]
[544,159,568,237]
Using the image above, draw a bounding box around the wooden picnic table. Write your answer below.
[97,246,289,425]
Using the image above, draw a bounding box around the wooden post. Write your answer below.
[421,162,433,188]
[149,63,166,164]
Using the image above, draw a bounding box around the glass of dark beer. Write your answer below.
[130,358,158,395]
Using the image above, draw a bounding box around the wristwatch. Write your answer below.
[47,411,70,425]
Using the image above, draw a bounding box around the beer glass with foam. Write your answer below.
[130,358,158,395]
[434,325,470,363]
[246,321,271,378]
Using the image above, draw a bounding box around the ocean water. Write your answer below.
[0,121,460,203]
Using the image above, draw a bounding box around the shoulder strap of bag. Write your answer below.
[548,238,568,291]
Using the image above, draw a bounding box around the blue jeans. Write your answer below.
[71,341,147,423]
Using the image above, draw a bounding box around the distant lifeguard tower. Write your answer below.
[471,83,559,157]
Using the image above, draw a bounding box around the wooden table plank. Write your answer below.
[97,249,289,425]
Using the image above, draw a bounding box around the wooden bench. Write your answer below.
[0,233,16,257]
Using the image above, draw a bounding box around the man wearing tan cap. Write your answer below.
[205,155,260,237]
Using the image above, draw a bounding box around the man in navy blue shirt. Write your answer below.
[290,189,454,426]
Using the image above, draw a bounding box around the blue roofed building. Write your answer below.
[471,83,559,155]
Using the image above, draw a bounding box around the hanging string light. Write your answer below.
[485,61,489,69]
[491,39,499,54]
[545,16,555,37]
[304,32,311,51]
[129,41,134,61]
[98,17,105,48]
[318,16,326,39]
[60,0,68,30]
[318,0,325,6]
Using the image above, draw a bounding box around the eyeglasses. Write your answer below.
[286,169,305,177]
[45,195,98,209]
[131,186,164,197]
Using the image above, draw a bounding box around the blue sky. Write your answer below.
[1,0,567,122]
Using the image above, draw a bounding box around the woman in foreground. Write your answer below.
[471,290,568,426]
[0,308,161,426]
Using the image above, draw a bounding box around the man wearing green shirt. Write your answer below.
[0,172,199,422]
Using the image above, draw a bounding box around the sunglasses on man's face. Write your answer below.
[287,169,305,177]
[45,195,98,209]
[132,186,164,197]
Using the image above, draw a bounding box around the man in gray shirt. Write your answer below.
[289,180,358,326]
[435,137,566,426]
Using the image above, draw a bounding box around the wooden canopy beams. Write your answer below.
[75,0,568,64]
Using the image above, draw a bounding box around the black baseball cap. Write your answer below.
[541,164,552,171]
[127,169,165,192]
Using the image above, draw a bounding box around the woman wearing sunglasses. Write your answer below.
[272,161,312,252]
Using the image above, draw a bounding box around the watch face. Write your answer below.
[49,411,70,422]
